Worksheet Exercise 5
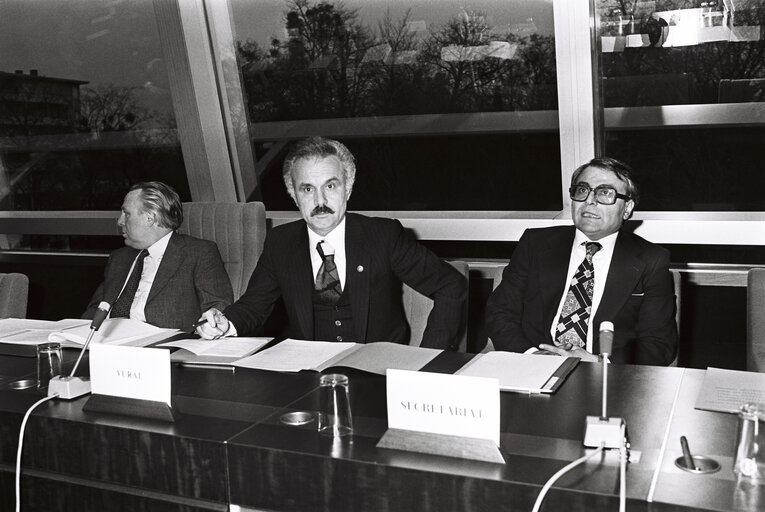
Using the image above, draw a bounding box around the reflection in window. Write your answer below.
[232,0,561,210]
[597,0,765,211]
[0,0,187,250]
[599,0,765,106]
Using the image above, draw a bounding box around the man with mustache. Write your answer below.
[485,158,677,365]
[197,137,467,349]
[84,181,233,329]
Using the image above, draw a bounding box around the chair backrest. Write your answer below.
[747,268,765,372]
[403,260,469,351]
[178,202,266,301]
[0,272,29,318]
[668,269,682,367]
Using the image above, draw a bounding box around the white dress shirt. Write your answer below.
[307,217,347,290]
[549,229,618,352]
[115,231,173,322]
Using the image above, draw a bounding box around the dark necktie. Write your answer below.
[554,241,602,348]
[315,241,342,305]
[110,249,149,318]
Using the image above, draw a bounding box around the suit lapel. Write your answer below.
[593,231,645,352]
[289,226,314,339]
[147,233,183,305]
[539,227,576,326]
[344,215,371,343]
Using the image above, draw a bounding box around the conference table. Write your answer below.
[0,345,762,512]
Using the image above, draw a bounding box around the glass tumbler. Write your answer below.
[317,373,353,436]
[37,342,63,392]
[733,403,763,479]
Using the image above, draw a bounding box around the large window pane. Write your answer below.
[232,0,560,210]
[0,0,187,250]
[598,0,765,211]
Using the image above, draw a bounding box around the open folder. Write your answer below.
[456,352,578,394]
[233,339,442,375]
[47,318,180,348]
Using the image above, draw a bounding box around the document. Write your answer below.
[0,318,90,345]
[47,318,180,348]
[233,339,441,374]
[158,337,273,365]
[456,352,578,394]
[694,367,765,414]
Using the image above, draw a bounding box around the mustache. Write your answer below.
[311,205,335,216]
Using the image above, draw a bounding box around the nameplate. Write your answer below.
[89,344,171,405]
[386,369,500,445]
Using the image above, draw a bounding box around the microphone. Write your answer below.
[599,321,614,419]
[47,301,111,399]
[583,321,626,449]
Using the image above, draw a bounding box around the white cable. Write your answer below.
[16,394,58,512]
[531,445,605,512]
[619,423,627,512]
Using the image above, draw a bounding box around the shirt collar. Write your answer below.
[307,217,346,251]
[573,228,618,253]
[146,231,173,259]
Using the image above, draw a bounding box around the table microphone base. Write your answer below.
[48,376,91,400]
[583,416,625,449]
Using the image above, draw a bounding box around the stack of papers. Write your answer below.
[456,352,578,394]
[46,318,181,348]
[233,339,442,374]
[158,337,274,365]
[695,367,765,414]
[0,318,90,345]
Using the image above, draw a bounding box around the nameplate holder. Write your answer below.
[83,344,178,422]
[376,369,504,464]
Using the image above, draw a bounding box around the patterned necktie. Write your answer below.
[315,241,342,305]
[110,249,149,318]
[554,241,602,348]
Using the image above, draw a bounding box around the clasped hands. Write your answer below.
[195,308,230,339]
[538,342,599,362]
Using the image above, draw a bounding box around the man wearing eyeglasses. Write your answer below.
[485,157,677,365]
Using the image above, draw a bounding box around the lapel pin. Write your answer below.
[357,265,364,272]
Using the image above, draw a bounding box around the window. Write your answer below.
[597,0,765,211]
[231,0,561,210]
[0,0,187,250]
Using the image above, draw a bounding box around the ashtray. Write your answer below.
[280,411,316,426]
[8,379,36,390]
[674,455,721,474]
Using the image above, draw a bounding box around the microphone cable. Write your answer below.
[530,444,605,512]
[16,393,58,512]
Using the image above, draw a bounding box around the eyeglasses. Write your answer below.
[569,183,631,205]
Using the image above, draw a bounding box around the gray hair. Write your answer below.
[282,137,356,198]
[129,181,183,230]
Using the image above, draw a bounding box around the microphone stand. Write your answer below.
[48,302,110,399]
[583,321,627,449]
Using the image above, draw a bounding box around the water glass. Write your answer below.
[317,373,353,436]
[733,403,763,479]
[37,342,63,392]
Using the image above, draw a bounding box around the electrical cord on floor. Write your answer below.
[16,393,58,512]
[531,444,605,512]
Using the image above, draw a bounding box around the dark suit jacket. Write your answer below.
[84,232,233,330]
[485,226,677,365]
[224,213,467,350]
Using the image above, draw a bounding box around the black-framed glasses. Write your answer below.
[569,183,631,205]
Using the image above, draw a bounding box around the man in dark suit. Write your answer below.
[197,137,467,350]
[84,181,233,330]
[485,158,677,365]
